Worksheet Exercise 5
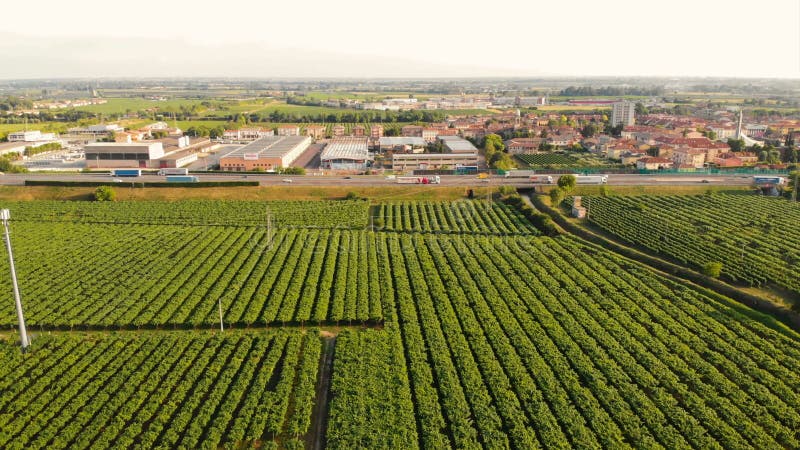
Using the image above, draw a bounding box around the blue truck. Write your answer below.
[166,175,199,183]
[112,169,142,177]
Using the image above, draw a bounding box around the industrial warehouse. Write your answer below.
[320,137,371,170]
[219,135,312,171]
[83,137,213,169]
[392,151,479,171]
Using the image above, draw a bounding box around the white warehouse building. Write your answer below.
[320,138,371,171]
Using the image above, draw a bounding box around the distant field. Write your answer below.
[537,105,612,111]
[72,98,209,115]
[0,122,77,137]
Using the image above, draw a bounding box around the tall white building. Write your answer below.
[611,101,636,127]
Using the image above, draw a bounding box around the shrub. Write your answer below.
[498,185,517,196]
[549,187,566,205]
[702,261,723,278]
[282,166,306,175]
[94,186,116,202]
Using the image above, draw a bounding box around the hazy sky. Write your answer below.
[1,0,798,79]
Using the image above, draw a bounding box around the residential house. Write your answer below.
[636,157,673,170]
[401,125,424,137]
[505,138,544,154]
[672,149,706,168]
[305,125,326,140]
[277,125,300,136]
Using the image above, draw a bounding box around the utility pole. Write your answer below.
[218,298,224,332]
[266,207,273,251]
[1,210,29,350]
[792,171,798,202]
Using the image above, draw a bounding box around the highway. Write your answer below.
[0,173,759,187]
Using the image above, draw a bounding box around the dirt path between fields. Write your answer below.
[309,335,336,450]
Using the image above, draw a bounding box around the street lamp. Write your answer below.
[1,209,29,350]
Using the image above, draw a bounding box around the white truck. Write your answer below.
[574,175,608,184]
[529,175,554,184]
[158,168,189,176]
[397,176,441,184]
[504,170,538,178]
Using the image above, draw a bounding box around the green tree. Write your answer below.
[727,138,746,152]
[94,186,116,202]
[484,134,504,152]
[581,123,598,138]
[787,170,798,201]
[549,187,566,205]
[490,152,515,170]
[557,174,577,192]
[702,261,723,278]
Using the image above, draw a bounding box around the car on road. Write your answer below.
[112,178,123,183]
[701,179,710,183]
[343,176,352,179]
[282,178,293,183]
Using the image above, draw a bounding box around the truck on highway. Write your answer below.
[505,170,538,178]
[112,169,141,177]
[158,168,189,176]
[166,175,199,183]
[574,175,608,184]
[753,176,786,185]
[397,176,441,184]
[529,175,554,184]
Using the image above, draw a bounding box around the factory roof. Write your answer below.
[321,138,371,161]
[379,137,426,147]
[439,136,478,153]
[84,142,163,153]
[223,135,310,159]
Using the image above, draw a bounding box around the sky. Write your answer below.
[0,0,798,79]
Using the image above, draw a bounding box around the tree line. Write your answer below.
[559,86,664,97]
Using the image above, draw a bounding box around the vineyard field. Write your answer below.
[0,225,383,328]
[583,194,800,295]
[0,200,370,228]
[329,233,800,449]
[516,152,619,168]
[375,201,540,235]
[0,330,321,450]
[0,197,799,449]
[516,153,577,166]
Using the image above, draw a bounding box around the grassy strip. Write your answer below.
[0,185,486,202]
